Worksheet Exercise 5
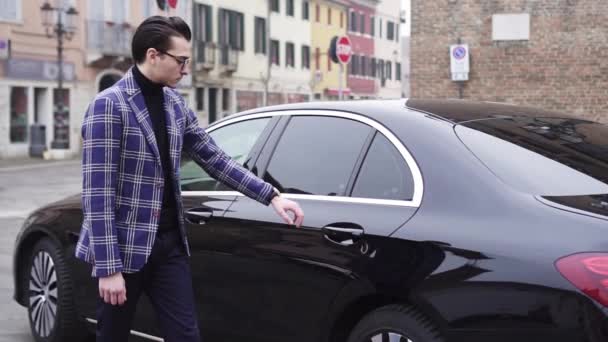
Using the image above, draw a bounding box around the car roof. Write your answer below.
[210,98,578,128]
[405,99,576,123]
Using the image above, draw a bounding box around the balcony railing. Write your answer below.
[195,40,216,70]
[218,45,238,72]
[87,20,132,58]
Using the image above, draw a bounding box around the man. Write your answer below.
[75,16,304,342]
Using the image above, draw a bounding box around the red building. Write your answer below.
[346,0,377,99]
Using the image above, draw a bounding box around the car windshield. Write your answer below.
[455,117,608,196]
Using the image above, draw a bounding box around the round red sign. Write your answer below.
[336,36,352,64]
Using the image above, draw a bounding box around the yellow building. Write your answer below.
[310,0,348,100]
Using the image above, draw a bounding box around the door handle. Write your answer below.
[185,208,213,225]
[322,224,364,247]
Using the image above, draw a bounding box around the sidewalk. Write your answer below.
[0,156,80,171]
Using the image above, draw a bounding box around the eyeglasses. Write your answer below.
[160,50,191,70]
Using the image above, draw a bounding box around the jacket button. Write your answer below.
[153,210,160,218]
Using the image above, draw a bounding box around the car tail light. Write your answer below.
[556,253,608,307]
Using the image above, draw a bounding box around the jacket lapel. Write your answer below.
[163,89,183,176]
[120,68,162,166]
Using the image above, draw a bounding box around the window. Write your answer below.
[370,16,375,36]
[271,0,279,12]
[360,13,365,34]
[386,61,392,80]
[387,21,395,40]
[340,12,344,28]
[396,24,400,41]
[360,55,366,77]
[302,45,310,69]
[315,47,320,70]
[350,55,359,75]
[0,0,19,21]
[142,0,153,18]
[396,63,401,80]
[302,1,309,20]
[263,116,371,195]
[456,118,608,196]
[286,42,295,67]
[327,7,332,25]
[327,53,332,71]
[112,0,126,23]
[180,118,271,191]
[370,58,376,77]
[222,88,230,111]
[196,87,204,111]
[349,11,357,32]
[219,9,244,50]
[315,4,320,22]
[255,17,267,54]
[10,87,28,143]
[352,133,414,200]
[378,59,385,79]
[271,40,280,65]
[286,0,294,16]
[379,18,383,38]
[194,3,212,42]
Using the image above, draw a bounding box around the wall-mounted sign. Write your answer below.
[6,58,75,81]
[450,44,469,81]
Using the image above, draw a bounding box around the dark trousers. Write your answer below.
[96,229,200,342]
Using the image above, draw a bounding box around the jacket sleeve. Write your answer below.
[182,107,274,206]
[81,96,123,277]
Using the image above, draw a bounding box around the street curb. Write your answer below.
[0,159,80,172]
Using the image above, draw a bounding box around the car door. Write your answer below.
[203,110,423,342]
[127,115,280,337]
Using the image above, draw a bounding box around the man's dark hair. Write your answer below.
[132,16,192,64]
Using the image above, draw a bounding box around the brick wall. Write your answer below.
[411,0,608,123]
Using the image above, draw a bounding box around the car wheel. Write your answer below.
[347,304,444,342]
[26,238,88,342]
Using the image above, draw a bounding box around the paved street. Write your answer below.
[0,158,81,342]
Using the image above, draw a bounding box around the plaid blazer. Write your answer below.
[75,68,274,277]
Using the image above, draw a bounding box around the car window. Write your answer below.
[456,117,608,196]
[180,118,271,191]
[352,132,414,200]
[263,115,371,196]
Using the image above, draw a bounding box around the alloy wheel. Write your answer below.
[29,250,58,338]
[369,331,413,342]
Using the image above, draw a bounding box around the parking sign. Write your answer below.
[450,44,469,81]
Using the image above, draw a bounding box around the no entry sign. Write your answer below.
[330,36,352,65]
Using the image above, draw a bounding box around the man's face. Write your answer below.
[155,36,191,87]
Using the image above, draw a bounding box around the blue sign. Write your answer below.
[452,46,467,60]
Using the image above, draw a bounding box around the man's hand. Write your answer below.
[99,272,127,306]
[271,196,304,228]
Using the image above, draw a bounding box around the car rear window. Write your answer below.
[455,117,608,196]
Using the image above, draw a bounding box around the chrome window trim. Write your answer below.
[185,109,424,207]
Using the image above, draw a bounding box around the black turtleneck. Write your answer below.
[132,65,177,233]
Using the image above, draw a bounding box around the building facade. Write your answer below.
[0,0,194,159]
[374,0,402,98]
[191,0,266,123]
[268,0,312,105]
[345,0,377,99]
[310,0,348,100]
[411,0,608,123]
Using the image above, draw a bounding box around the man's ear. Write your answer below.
[146,48,159,65]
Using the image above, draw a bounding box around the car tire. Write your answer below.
[26,238,89,342]
[347,304,444,342]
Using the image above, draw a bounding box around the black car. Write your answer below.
[13,99,608,342]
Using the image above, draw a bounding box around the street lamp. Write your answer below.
[40,1,79,149]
